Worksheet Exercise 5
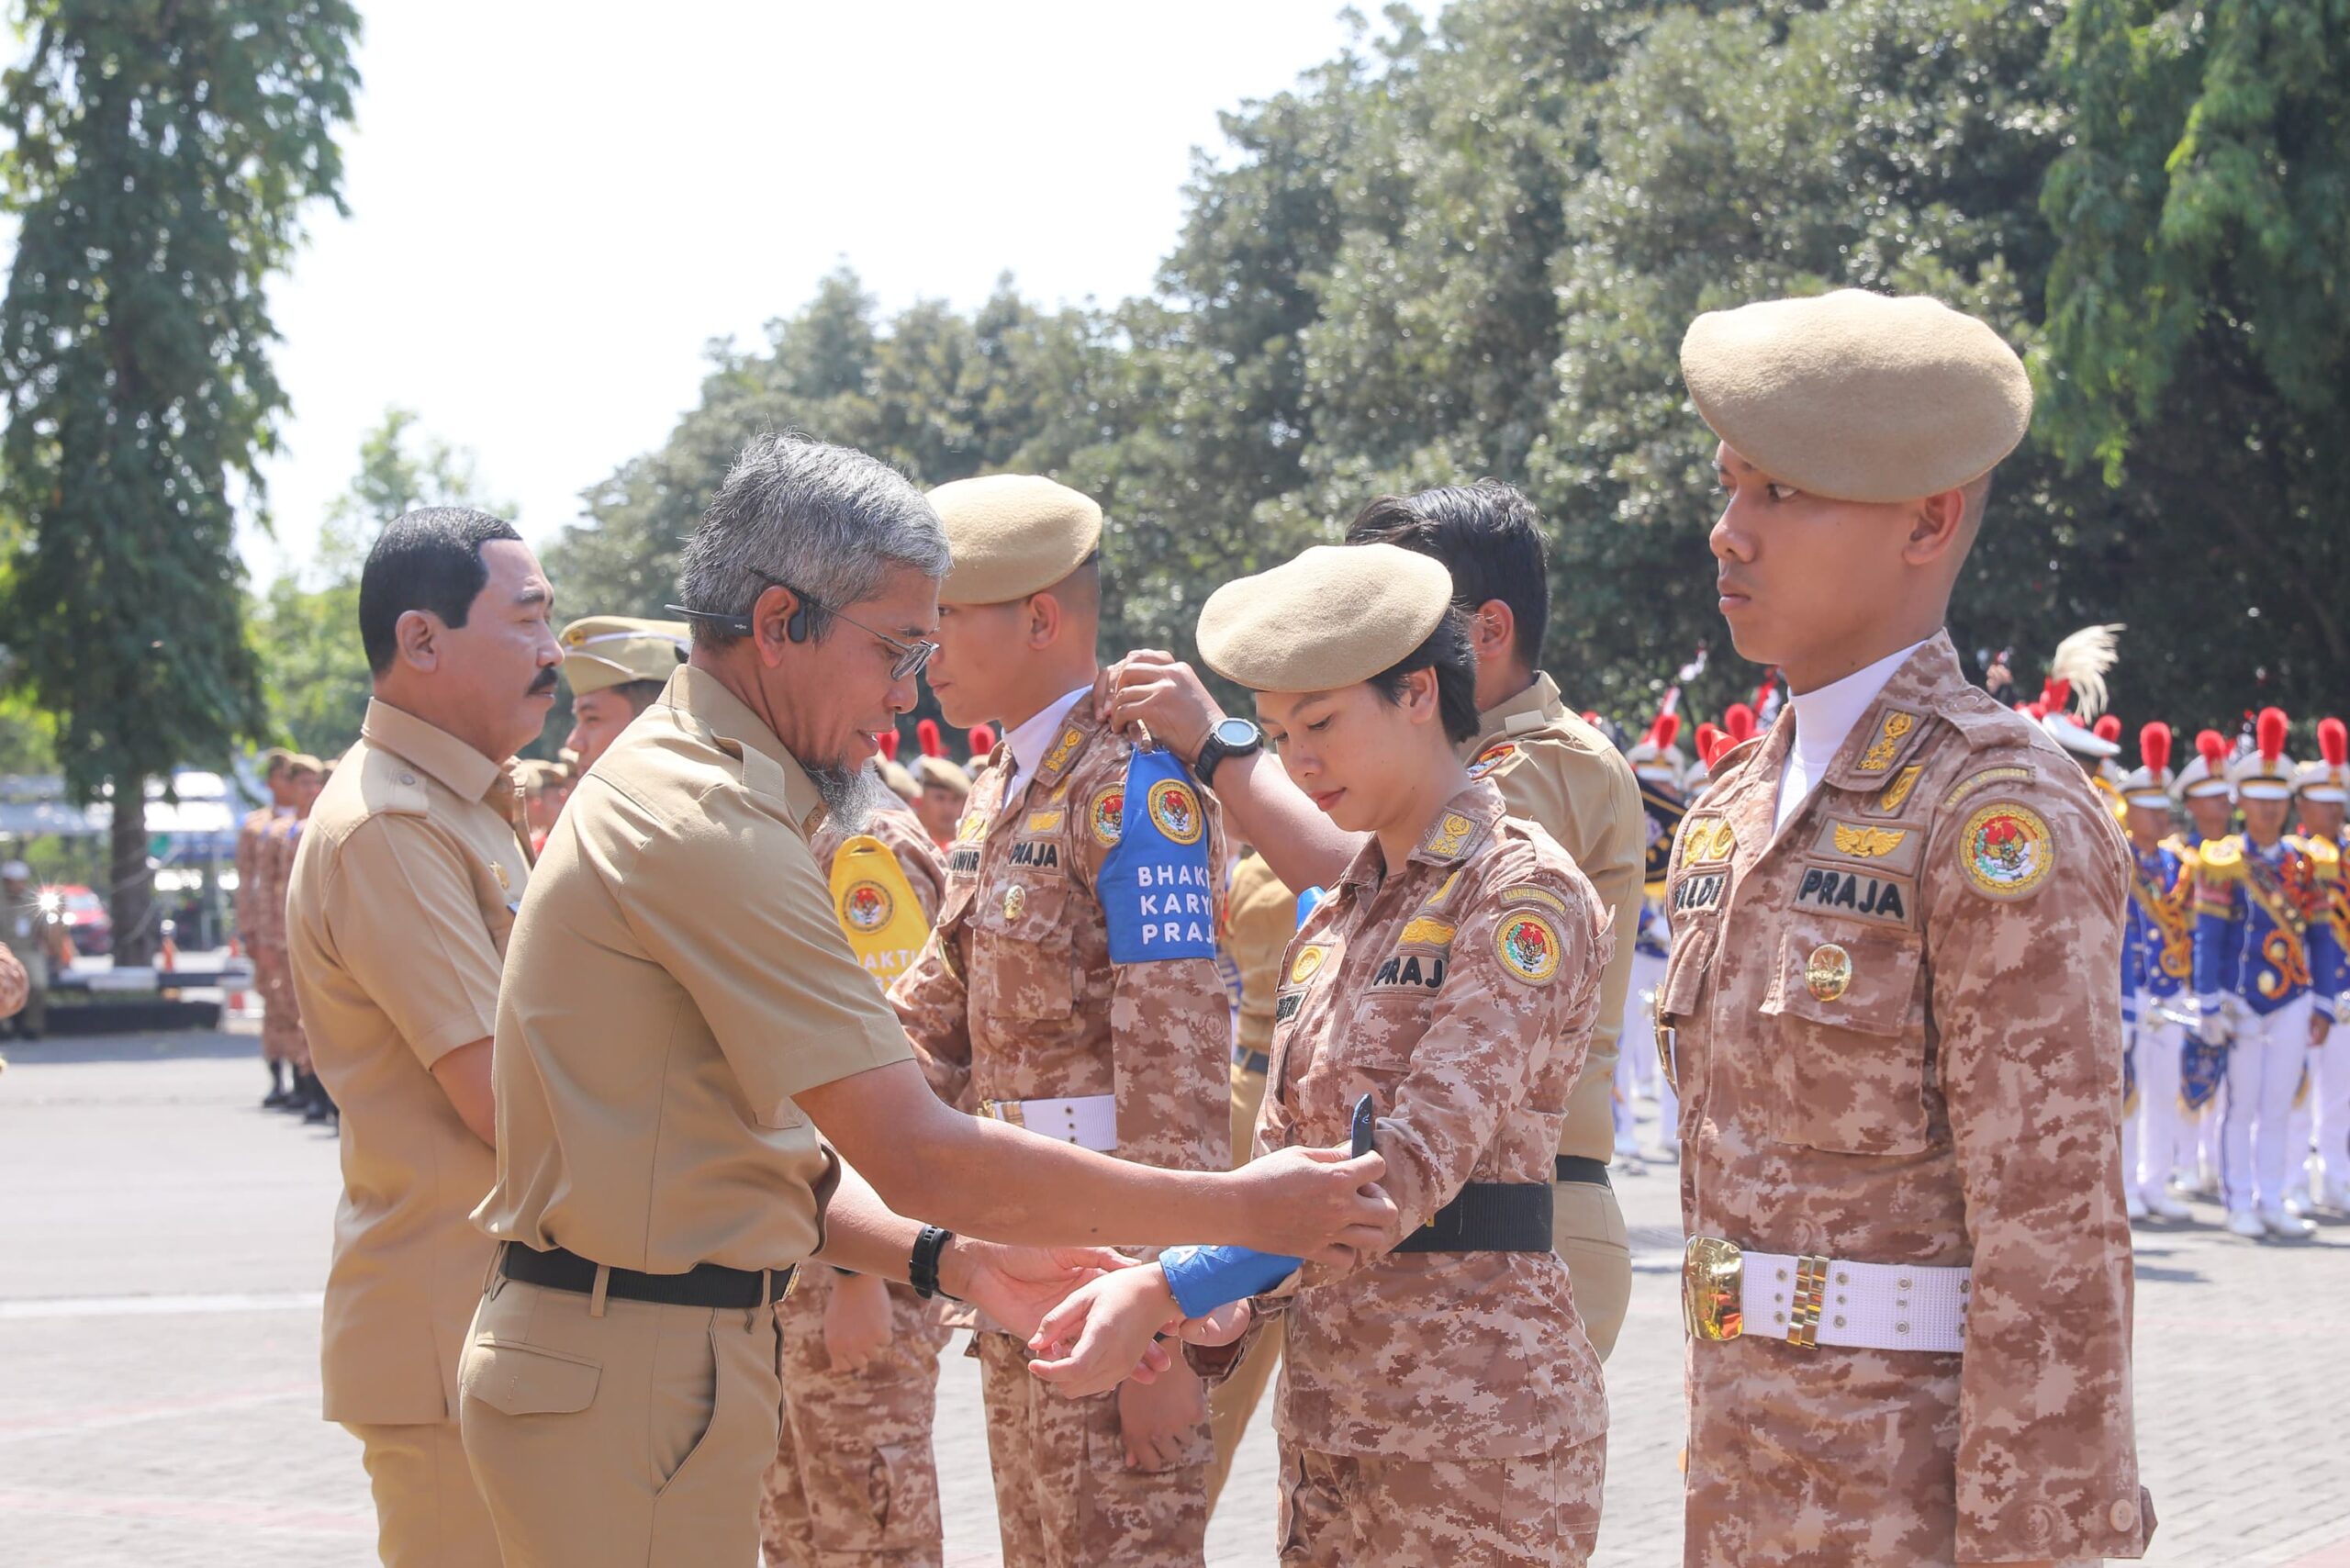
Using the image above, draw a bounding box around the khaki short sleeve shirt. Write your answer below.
[475,666,913,1273]
[286,700,530,1424]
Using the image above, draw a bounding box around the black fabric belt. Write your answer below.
[1232,1045,1270,1075]
[1391,1182,1554,1253]
[1553,1155,1611,1188]
[499,1244,791,1311]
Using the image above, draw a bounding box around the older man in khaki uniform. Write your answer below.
[892,474,1230,1567]
[461,434,1392,1568]
[285,507,560,1568]
[1663,291,2150,1565]
[759,798,957,1568]
[558,612,689,772]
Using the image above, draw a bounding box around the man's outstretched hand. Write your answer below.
[1026,1261,1252,1401]
[1226,1142,1393,1266]
[947,1241,1174,1384]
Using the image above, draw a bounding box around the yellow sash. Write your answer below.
[828,835,932,983]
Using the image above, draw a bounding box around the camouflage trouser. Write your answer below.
[255,945,309,1070]
[758,1270,954,1568]
[1275,1435,1604,1566]
[973,1329,1209,1568]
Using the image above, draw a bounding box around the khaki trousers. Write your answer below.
[341,1418,499,1568]
[1550,1178,1630,1360]
[1276,1435,1605,1566]
[458,1272,782,1568]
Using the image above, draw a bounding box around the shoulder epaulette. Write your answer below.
[2197,836,2244,878]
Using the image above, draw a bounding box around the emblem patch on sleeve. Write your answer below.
[1960,801,2056,899]
[1146,778,1204,846]
[1499,884,1567,916]
[1467,740,1521,781]
[1089,787,1125,847]
[1494,910,1561,983]
[841,880,894,933]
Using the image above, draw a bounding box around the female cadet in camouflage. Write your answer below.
[1027,543,1614,1567]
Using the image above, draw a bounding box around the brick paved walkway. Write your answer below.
[3,1035,2344,1564]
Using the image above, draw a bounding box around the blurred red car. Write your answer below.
[39,884,111,957]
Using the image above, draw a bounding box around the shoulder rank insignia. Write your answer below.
[1959,801,2056,900]
[1679,817,1736,865]
[1422,812,1477,860]
[1856,710,1919,773]
[1038,724,1085,780]
[2197,836,2244,877]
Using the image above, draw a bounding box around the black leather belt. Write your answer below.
[499,1244,791,1311]
[1392,1182,1554,1253]
[1232,1045,1270,1075]
[1554,1155,1611,1188]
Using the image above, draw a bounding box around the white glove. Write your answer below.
[2195,999,2231,1047]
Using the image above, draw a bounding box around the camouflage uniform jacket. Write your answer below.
[1661,632,2150,1564]
[889,700,1230,1177]
[1252,780,1610,1462]
[234,806,281,947]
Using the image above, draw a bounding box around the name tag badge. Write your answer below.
[1793,861,1915,928]
[1673,870,1728,914]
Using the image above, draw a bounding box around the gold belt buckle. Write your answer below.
[979,1099,1026,1128]
[1651,989,1679,1092]
[1682,1236,1743,1342]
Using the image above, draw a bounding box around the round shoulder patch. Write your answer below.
[1494,909,1562,984]
[1147,778,1204,846]
[1467,740,1519,781]
[1089,786,1124,847]
[1289,944,1328,985]
[840,879,894,933]
[1959,801,2056,900]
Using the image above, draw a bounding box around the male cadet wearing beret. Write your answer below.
[910,752,972,848]
[463,436,1391,1567]
[1662,291,2149,1565]
[557,613,688,773]
[237,748,299,1105]
[759,782,957,1568]
[285,508,558,1568]
[888,473,1232,1567]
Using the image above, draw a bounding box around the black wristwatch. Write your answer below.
[1195,716,1264,790]
[909,1225,958,1301]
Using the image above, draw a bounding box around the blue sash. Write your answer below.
[1100,748,1216,963]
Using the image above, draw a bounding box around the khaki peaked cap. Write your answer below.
[1198,543,1454,692]
[561,615,690,696]
[1680,290,2033,503]
[930,475,1102,605]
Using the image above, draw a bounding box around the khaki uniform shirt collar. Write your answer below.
[1477,671,1566,741]
[662,665,830,832]
[361,699,504,803]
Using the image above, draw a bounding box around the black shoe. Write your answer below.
[277,1070,313,1114]
[262,1085,293,1108]
[303,1078,338,1126]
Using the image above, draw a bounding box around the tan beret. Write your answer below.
[877,758,920,801]
[1680,289,2032,504]
[1197,544,1454,692]
[560,615,690,695]
[286,754,324,777]
[912,755,972,796]
[259,746,297,771]
[930,475,1102,605]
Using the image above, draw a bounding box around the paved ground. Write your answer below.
[4,1030,2347,1565]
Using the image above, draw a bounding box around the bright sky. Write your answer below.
[246,2,1398,585]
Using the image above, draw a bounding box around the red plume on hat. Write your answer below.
[1695,722,1727,770]
[876,730,900,762]
[1724,703,1756,746]
[2197,730,2228,771]
[1650,711,1681,752]
[2139,722,2171,777]
[2322,718,2347,770]
[2039,677,2070,714]
[2093,714,2121,745]
[2257,707,2288,764]
[916,719,943,758]
[967,724,997,756]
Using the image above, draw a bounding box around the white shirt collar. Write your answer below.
[1774,637,1933,830]
[1002,685,1093,806]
